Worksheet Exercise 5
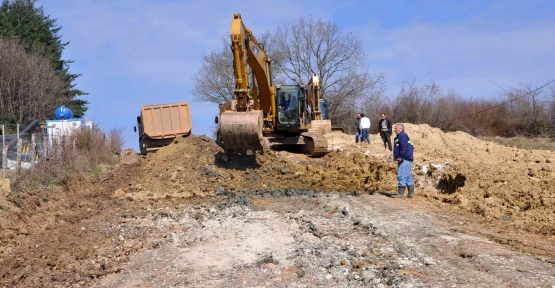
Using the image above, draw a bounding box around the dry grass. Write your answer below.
[11,126,124,194]
[479,136,555,151]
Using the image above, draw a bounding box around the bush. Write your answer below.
[11,126,125,194]
[107,127,125,154]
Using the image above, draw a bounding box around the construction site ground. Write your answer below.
[1,123,555,287]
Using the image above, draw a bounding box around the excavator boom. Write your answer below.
[219,13,274,152]
[304,73,332,134]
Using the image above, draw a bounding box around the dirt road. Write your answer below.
[94,192,555,287]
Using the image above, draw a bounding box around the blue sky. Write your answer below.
[37,0,555,151]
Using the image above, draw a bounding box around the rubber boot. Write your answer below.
[407,185,415,198]
[391,187,405,198]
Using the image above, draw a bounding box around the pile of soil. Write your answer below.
[115,124,555,236]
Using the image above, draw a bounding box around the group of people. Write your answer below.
[355,113,371,144]
[355,113,393,151]
[355,112,415,198]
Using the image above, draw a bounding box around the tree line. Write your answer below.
[192,15,555,139]
[0,0,87,132]
[382,79,555,137]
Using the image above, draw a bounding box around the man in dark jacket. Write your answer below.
[392,123,415,198]
[378,113,392,153]
[355,113,361,143]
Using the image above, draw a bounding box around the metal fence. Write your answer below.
[1,132,47,177]
[1,121,108,178]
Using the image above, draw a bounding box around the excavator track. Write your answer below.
[220,110,264,152]
[301,132,329,157]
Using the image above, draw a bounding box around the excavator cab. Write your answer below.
[276,85,301,129]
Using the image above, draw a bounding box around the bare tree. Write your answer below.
[191,32,284,104]
[0,37,67,129]
[191,36,235,104]
[500,81,550,136]
[273,16,385,130]
[388,79,553,137]
[392,79,440,125]
[549,84,555,136]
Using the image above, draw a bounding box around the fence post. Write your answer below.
[2,124,4,146]
[16,138,22,174]
[2,146,7,178]
[30,134,36,169]
[60,135,65,159]
[43,132,48,159]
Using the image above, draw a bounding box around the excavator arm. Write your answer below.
[230,13,276,116]
[304,73,322,120]
[304,73,332,134]
[229,14,250,112]
[219,13,276,152]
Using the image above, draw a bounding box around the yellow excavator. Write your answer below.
[216,13,333,157]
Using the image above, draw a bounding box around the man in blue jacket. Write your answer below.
[391,123,415,198]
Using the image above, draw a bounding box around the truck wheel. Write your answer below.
[140,138,147,155]
[216,129,224,148]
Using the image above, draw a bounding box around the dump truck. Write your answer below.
[134,102,192,155]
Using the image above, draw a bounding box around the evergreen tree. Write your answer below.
[0,0,88,118]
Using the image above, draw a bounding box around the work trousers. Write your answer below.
[380,131,392,151]
[361,128,370,143]
[397,159,414,187]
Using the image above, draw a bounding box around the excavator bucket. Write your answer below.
[220,110,264,152]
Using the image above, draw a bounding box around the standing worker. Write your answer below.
[359,113,371,144]
[355,113,362,143]
[391,123,415,198]
[378,113,393,154]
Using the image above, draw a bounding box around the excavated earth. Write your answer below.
[1,123,555,287]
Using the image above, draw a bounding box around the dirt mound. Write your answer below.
[115,133,393,201]
[400,124,555,235]
[328,124,555,235]
[117,125,555,236]
[325,124,555,235]
[114,135,295,201]
[0,178,16,211]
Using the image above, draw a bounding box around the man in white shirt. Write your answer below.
[359,113,371,144]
